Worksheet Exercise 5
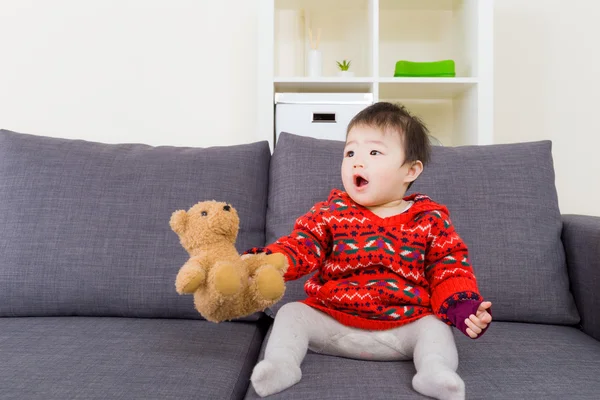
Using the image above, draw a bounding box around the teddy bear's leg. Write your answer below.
[251,302,335,397]
[411,315,465,400]
[263,253,287,273]
[211,261,242,296]
[175,259,206,294]
[253,264,285,301]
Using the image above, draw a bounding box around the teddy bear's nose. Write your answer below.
[223,205,231,212]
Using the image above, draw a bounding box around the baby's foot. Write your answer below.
[412,369,465,400]
[251,359,301,397]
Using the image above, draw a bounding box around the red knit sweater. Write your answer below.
[249,189,482,331]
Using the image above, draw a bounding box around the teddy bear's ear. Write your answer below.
[169,210,188,235]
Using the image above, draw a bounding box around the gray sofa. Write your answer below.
[0,129,598,400]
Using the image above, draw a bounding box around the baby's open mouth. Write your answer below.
[355,175,369,187]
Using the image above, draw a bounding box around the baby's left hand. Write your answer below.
[465,301,492,339]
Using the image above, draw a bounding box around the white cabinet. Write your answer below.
[275,93,373,143]
[257,0,493,151]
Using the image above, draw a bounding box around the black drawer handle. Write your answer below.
[312,113,336,123]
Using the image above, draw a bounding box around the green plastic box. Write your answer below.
[393,60,456,77]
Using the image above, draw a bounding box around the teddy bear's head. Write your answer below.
[170,200,239,252]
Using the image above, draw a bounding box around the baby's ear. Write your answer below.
[169,210,188,235]
[405,160,424,183]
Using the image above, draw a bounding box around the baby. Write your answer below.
[245,102,492,400]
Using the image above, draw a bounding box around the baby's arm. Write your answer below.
[244,202,332,281]
[423,210,492,338]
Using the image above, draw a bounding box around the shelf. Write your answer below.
[277,0,367,11]
[379,0,475,77]
[274,77,374,93]
[258,0,494,149]
[275,77,476,98]
[378,77,477,99]
[274,0,372,77]
[380,0,460,11]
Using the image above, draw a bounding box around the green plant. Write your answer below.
[336,60,351,71]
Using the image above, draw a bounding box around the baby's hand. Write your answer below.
[240,253,261,260]
[464,301,492,339]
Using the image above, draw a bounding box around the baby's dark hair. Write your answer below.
[346,102,431,190]
[347,102,431,166]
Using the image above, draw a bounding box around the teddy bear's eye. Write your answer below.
[201,211,208,216]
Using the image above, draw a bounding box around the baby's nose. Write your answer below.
[353,163,364,169]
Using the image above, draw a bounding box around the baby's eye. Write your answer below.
[345,150,354,157]
[370,150,381,156]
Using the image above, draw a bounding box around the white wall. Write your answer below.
[1,0,598,216]
[0,0,258,147]
[494,0,600,216]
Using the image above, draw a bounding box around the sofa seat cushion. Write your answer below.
[244,322,600,399]
[0,316,268,400]
[0,129,270,320]
[266,132,578,325]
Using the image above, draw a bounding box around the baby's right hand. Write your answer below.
[242,252,287,274]
[241,253,262,260]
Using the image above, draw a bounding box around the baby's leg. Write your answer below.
[313,321,416,361]
[250,302,337,397]
[411,315,464,400]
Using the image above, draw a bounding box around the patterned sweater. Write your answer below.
[248,189,484,331]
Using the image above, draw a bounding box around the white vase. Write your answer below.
[307,50,322,77]
[337,70,355,78]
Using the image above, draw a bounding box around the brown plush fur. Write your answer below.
[170,200,288,323]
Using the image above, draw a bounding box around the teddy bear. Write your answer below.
[170,200,288,323]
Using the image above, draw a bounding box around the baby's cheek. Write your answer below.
[341,174,353,191]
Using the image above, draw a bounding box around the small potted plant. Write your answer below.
[336,59,354,77]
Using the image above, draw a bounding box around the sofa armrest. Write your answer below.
[562,214,600,341]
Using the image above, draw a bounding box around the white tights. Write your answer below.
[251,302,464,399]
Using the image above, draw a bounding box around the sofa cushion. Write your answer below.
[0,129,270,319]
[0,316,268,400]
[264,132,579,324]
[244,322,600,399]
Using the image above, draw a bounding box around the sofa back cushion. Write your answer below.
[0,129,270,319]
[265,132,580,324]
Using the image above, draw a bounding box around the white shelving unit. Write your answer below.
[257,0,493,151]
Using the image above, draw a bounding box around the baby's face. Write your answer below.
[341,125,410,208]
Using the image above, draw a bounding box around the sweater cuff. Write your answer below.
[447,300,491,339]
[242,247,273,255]
[243,243,289,257]
[430,277,481,322]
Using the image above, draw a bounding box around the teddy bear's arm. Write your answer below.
[169,210,188,235]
